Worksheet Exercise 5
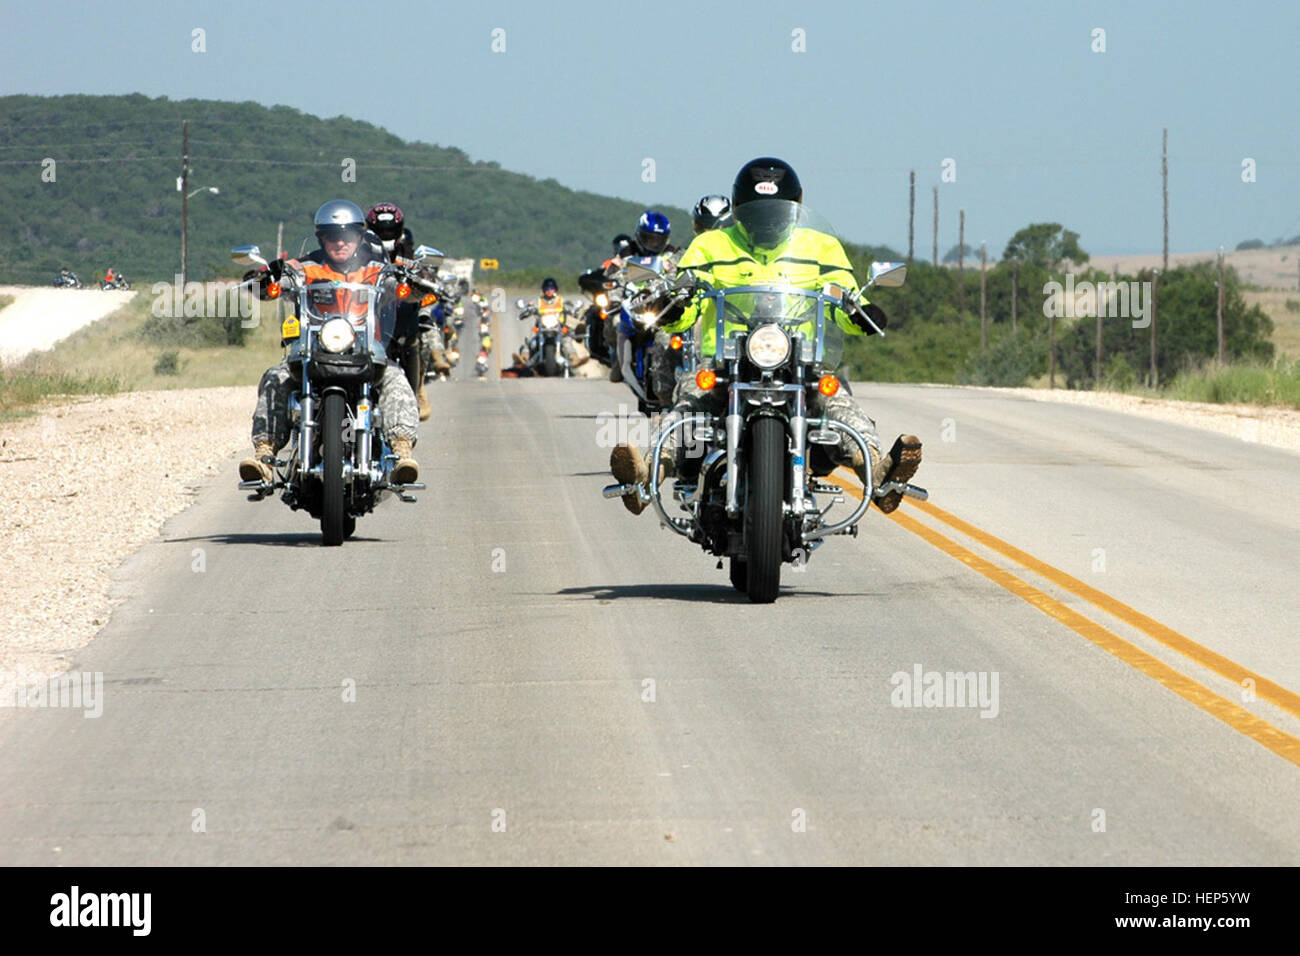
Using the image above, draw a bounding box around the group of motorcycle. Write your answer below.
[225,170,927,606]
[52,268,129,290]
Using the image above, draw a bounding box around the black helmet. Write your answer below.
[365,202,405,242]
[731,157,803,208]
[541,276,558,294]
[313,199,367,244]
[692,194,733,233]
[611,233,634,258]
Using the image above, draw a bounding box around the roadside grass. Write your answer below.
[0,366,124,420]
[0,294,13,312]
[11,288,283,394]
[1160,359,1300,407]
[1243,289,1300,360]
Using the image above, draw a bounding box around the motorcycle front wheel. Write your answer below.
[320,391,347,546]
[542,340,559,377]
[745,416,785,603]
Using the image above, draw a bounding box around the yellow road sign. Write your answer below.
[480,258,499,270]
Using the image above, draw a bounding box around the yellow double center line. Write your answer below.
[828,475,1300,767]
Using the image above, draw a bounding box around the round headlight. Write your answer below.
[541,314,560,330]
[746,324,790,369]
[319,317,356,354]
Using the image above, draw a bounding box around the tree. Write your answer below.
[1236,238,1266,251]
[942,243,974,264]
[1002,223,1088,271]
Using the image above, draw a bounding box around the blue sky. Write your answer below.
[3,0,1298,255]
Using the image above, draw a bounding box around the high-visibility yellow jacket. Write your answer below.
[662,223,869,356]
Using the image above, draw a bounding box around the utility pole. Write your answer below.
[1150,270,1159,387]
[1095,306,1103,388]
[1049,311,1056,389]
[276,221,284,260]
[1011,262,1018,334]
[1162,127,1169,272]
[979,241,987,354]
[181,120,189,287]
[1217,245,1225,365]
[957,210,966,313]
[908,170,915,262]
[932,186,938,267]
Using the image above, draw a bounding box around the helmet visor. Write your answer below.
[734,199,805,249]
[637,230,669,255]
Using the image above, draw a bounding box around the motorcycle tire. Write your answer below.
[729,556,748,593]
[320,391,347,547]
[745,416,785,603]
[542,341,559,377]
[343,515,356,539]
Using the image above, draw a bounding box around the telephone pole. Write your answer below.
[979,241,987,354]
[181,120,190,287]
[1217,245,1226,365]
[1162,127,1169,272]
[908,170,915,262]
[932,186,938,266]
[957,210,966,313]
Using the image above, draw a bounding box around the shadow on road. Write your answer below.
[164,532,382,547]
[556,583,851,604]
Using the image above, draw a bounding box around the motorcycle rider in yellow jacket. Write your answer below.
[609,157,922,516]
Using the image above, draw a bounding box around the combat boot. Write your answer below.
[239,441,276,483]
[390,437,419,485]
[869,435,922,514]
[417,382,431,421]
[609,444,672,516]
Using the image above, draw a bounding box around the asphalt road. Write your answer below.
[1,376,1298,865]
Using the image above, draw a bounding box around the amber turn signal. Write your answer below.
[818,374,840,397]
[670,335,683,350]
[695,369,717,391]
[266,282,281,299]
[396,282,412,299]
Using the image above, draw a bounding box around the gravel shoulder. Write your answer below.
[0,285,136,366]
[0,386,253,677]
[974,386,1300,453]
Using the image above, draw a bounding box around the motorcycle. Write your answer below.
[578,266,620,367]
[230,241,443,546]
[515,297,582,377]
[99,272,130,291]
[607,256,686,414]
[602,205,927,602]
[54,271,82,289]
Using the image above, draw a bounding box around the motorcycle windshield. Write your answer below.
[713,287,843,369]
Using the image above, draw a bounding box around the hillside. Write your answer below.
[0,94,691,284]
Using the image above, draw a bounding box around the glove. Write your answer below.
[851,301,888,335]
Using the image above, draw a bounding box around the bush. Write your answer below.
[1236,239,1266,251]
[153,349,182,376]
[958,331,1047,386]
[1102,353,1137,391]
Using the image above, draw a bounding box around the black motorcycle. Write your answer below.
[231,242,442,545]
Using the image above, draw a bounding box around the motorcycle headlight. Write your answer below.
[541,314,560,330]
[746,324,791,369]
[595,293,609,308]
[319,317,356,354]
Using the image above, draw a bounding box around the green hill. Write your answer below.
[0,93,691,285]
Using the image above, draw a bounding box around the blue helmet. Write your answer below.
[635,210,671,256]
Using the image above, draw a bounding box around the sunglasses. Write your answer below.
[319,229,362,244]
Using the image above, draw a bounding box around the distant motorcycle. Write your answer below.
[99,272,130,291]
[53,271,82,289]
[230,241,443,545]
[516,297,582,377]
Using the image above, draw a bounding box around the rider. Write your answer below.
[610,211,680,398]
[239,199,420,486]
[517,277,586,370]
[690,194,734,236]
[365,201,443,419]
[608,158,922,516]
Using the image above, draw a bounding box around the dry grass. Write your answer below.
[12,288,286,392]
[1242,289,1300,360]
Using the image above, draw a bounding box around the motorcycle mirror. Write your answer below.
[624,261,661,283]
[232,244,266,267]
[413,245,445,269]
[868,262,907,288]
[515,298,527,310]
[822,282,846,300]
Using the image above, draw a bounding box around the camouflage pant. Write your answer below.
[658,376,881,470]
[251,360,419,450]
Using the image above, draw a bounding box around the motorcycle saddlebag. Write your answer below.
[308,350,375,386]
